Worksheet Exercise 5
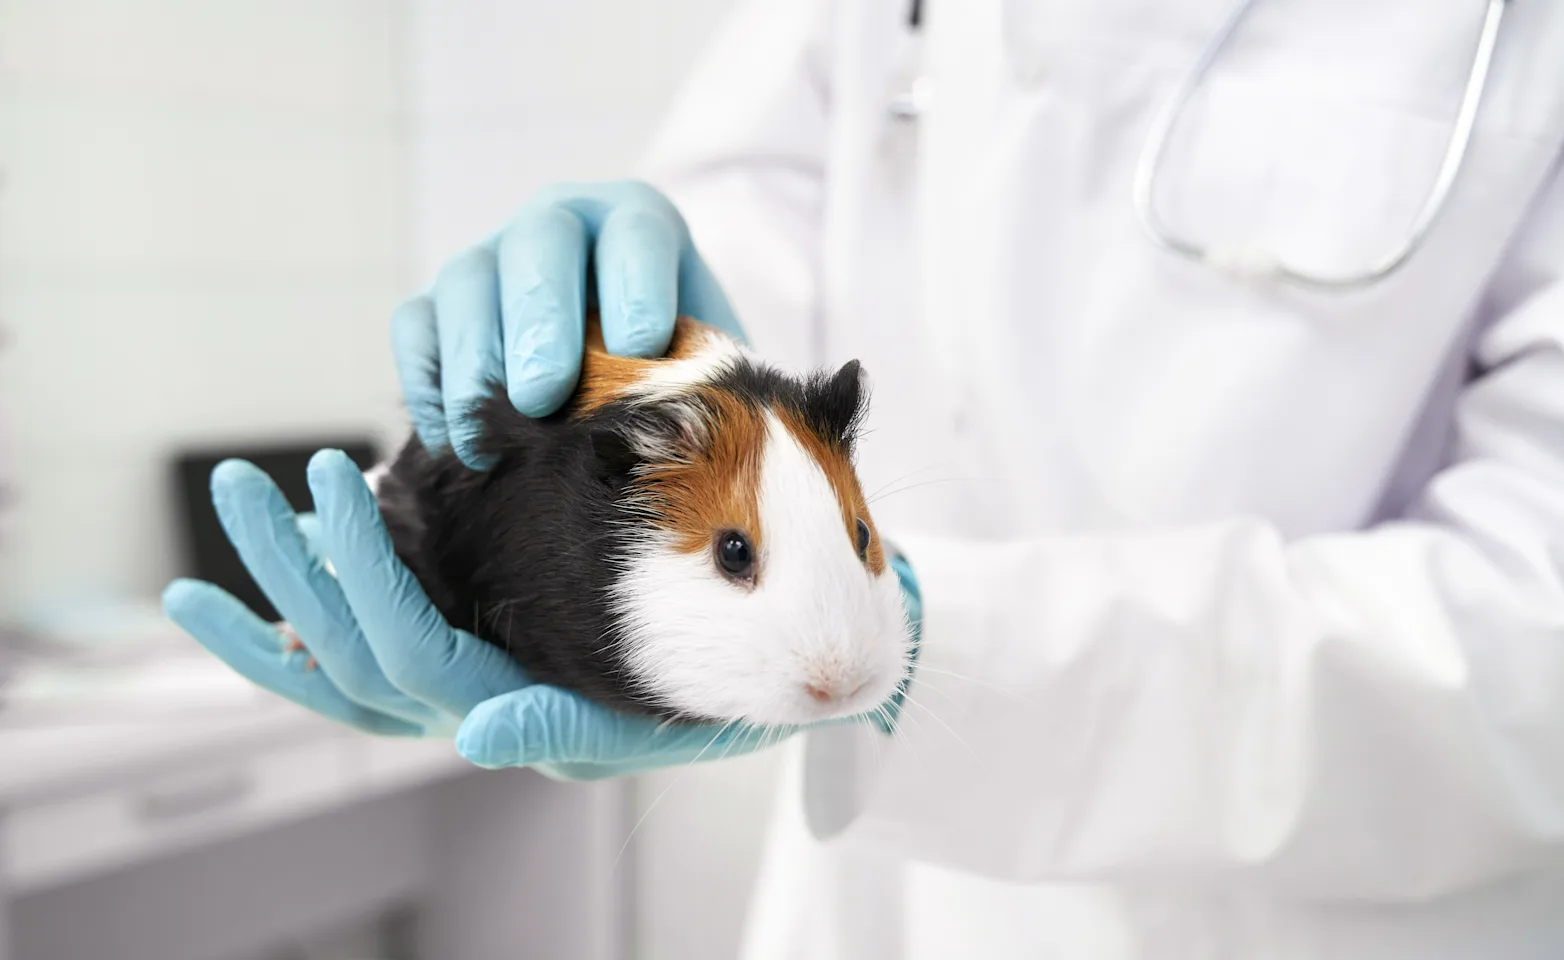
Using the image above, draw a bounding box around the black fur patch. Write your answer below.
[376,385,685,717]
[709,357,868,454]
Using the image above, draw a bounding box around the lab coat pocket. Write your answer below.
[1145,77,1454,287]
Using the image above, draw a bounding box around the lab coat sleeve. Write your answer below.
[635,0,834,372]
[805,160,1564,902]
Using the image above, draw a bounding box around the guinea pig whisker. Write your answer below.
[902,694,987,773]
[868,707,892,755]
[611,716,743,875]
[902,673,957,704]
[473,597,527,648]
[868,475,1000,506]
[732,721,781,763]
[871,702,897,734]
[741,725,778,762]
[865,464,943,502]
[477,597,506,628]
[870,704,921,767]
[590,627,637,662]
[719,722,753,762]
[883,706,932,774]
[909,664,1037,708]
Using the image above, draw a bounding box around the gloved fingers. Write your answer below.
[162,579,425,737]
[453,684,785,771]
[538,717,786,780]
[454,685,629,769]
[403,179,744,455]
[592,201,681,358]
[534,180,738,350]
[432,246,505,469]
[532,179,673,230]
[295,512,325,563]
[208,460,441,728]
[676,246,746,344]
[390,295,449,457]
[495,204,588,418]
[306,449,532,717]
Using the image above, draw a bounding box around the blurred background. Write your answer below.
[0,2,783,958]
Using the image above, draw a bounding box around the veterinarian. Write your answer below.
[166,0,1564,956]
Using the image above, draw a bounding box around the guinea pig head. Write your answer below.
[577,320,913,726]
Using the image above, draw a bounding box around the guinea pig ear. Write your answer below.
[808,359,869,450]
[588,400,710,476]
[588,426,642,477]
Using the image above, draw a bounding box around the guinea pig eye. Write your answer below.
[855,518,871,561]
[715,530,755,581]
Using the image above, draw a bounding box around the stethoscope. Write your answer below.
[889,0,1513,292]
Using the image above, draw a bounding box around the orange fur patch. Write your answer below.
[570,313,713,415]
[635,389,767,566]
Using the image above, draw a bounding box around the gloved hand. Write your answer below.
[163,450,826,780]
[393,180,745,469]
[164,452,921,778]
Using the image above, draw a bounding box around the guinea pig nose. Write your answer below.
[804,682,835,703]
[804,679,869,703]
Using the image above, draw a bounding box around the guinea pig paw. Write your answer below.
[275,622,319,672]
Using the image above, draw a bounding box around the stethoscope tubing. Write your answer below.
[891,0,1513,292]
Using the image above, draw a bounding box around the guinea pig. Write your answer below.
[372,316,913,727]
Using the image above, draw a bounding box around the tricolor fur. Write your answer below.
[377,317,912,725]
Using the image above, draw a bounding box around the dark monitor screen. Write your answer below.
[170,439,380,623]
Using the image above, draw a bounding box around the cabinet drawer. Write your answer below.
[3,735,349,893]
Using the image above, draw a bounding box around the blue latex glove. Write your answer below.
[162,451,922,778]
[393,180,745,469]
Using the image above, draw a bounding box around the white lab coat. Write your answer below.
[641,0,1564,956]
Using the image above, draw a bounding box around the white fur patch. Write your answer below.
[610,412,912,726]
[620,325,748,405]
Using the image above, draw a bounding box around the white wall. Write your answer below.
[0,0,411,616]
[404,0,736,274]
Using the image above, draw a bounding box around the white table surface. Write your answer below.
[0,647,626,960]
[0,699,330,804]
[0,658,467,898]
